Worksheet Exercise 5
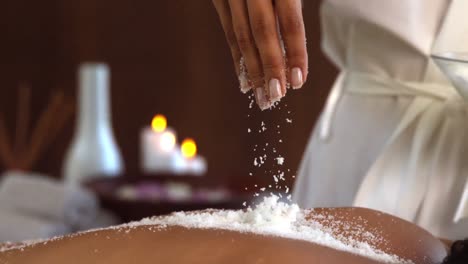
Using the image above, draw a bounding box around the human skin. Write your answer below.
[0,207,448,264]
[212,0,308,109]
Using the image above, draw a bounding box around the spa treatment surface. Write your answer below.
[0,195,447,264]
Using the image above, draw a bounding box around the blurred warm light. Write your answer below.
[181,138,197,158]
[160,131,176,151]
[151,114,167,132]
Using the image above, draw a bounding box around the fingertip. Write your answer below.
[239,72,251,93]
[268,78,283,102]
[254,87,271,110]
[290,67,304,89]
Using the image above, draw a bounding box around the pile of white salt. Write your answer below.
[134,195,409,264]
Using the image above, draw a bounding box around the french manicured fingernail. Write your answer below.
[239,73,250,94]
[291,67,303,89]
[269,78,282,102]
[254,87,271,110]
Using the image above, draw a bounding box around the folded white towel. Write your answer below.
[0,171,99,228]
[0,209,70,242]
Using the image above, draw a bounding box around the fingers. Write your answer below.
[213,0,307,111]
[212,0,242,76]
[277,0,308,89]
[228,0,267,106]
[247,0,287,104]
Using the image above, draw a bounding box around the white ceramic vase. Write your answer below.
[63,63,124,185]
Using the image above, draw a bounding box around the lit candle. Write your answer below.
[179,138,207,176]
[140,114,180,173]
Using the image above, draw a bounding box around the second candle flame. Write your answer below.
[181,138,197,159]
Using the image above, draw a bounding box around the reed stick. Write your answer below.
[13,82,31,160]
[22,91,64,170]
[0,114,15,169]
[25,95,74,168]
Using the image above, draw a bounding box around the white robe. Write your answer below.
[293,0,468,239]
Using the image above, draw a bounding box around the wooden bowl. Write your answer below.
[85,173,255,222]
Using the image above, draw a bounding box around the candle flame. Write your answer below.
[181,138,197,158]
[160,131,176,151]
[151,114,167,132]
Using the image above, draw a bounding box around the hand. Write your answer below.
[213,0,308,110]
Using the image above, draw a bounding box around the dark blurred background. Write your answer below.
[0,0,336,190]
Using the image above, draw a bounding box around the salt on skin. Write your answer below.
[116,195,409,264]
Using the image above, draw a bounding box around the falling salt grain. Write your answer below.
[248,128,251,133]
[279,172,285,181]
[286,118,293,123]
[260,121,267,132]
[276,156,285,165]
[260,187,266,191]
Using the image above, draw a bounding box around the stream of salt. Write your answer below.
[245,94,295,203]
